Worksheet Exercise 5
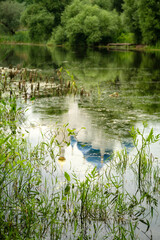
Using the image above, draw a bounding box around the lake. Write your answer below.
[1,44,160,239]
[1,44,160,172]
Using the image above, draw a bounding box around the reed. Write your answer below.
[0,83,160,239]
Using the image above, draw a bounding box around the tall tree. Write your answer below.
[138,0,160,44]
[54,0,121,46]
[122,0,141,43]
[21,0,71,41]
[33,0,71,26]
[123,0,160,44]
[21,4,54,41]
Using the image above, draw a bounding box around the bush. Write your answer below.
[117,32,135,43]
[56,0,121,46]
[13,31,30,42]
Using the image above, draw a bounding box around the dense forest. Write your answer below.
[0,0,160,46]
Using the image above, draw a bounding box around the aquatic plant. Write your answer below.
[130,122,160,188]
[0,95,160,239]
[0,66,89,101]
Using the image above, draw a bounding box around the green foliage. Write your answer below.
[130,122,160,188]
[16,0,33,4]
[123,0,160,45]
[91,0,112,10]
[21,4,54,42]
[0,30,30,43]
[0,23,8,35]
[122,0,141,43]
[0,79,160,239]
[111,0,124,13]
[64,172,71,182]
[12,31,30,42]
[117,32,135,43]
[137,0,160,44]
[33,0,71,26]
[0,0,160,46]
[54,0,121,46]
[54,26,67,44]
[0,0,25,35]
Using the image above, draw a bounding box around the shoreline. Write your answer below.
[0,41,160,52]
[0,41,47,46]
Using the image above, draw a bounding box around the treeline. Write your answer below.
[0,0,160,46]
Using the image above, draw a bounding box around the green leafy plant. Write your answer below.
[0,93,160,239]
[130,122,160,188]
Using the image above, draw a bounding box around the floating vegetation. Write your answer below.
[0,66,90,101]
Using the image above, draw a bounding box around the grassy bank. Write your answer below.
[0,31,47,46]
[1,32,160,52]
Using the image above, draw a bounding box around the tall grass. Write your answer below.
[0,94,160,239]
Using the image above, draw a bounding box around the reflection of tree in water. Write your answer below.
[1,45,160,127]
[0,46,20,67]
[0,45,59,69]
[27,46,56,69]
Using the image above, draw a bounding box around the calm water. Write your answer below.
[1,44,160,171]
[1,44,160,239]
[0,45,160,161]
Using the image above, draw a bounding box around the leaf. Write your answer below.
[151,206,153,218]
[30,97,35,101]
[64,184,70,195]
[140,219,150,232]
[64,172,71,182]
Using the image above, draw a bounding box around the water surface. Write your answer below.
[1,44,160,239]
[1,44,160,170]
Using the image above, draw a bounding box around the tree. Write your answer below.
[16,0,33,4]
[122,0,141,43]
[0,0,24,34]
[137,0,160,44]
[54,0,121,46]
[33,0,71,26]
[123,0,160,44]
[21,4,55,41]
[21,0,71,42]
[91,0,112,11]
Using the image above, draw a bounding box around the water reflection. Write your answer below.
[71,135,112,171]
[24,95,136,175]
[0,44,54,69]
[1,44,160,239]
[1,44,160,162]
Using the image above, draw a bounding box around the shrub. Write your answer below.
[58,0,121,46]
